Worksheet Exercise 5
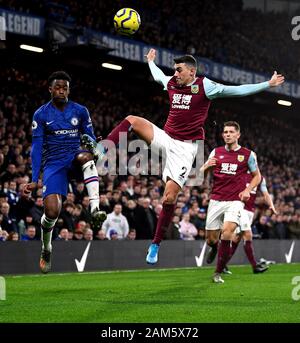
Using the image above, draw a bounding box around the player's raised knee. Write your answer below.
[126,115,139,125]
[126,115,134,122]
[77,152,94,164]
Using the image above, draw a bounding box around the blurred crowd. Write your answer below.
[1,0,300,80]
[0,66,299,243]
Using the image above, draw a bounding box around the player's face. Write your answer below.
[222,126,241,145]
[49,79,70,103]
[174,63,195,86]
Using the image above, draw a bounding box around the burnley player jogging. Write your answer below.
[224,174,277,274]
[82,48,284,265]
[23,71,106,274]
[201,121,261,283]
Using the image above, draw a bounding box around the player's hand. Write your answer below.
[145,48,156,62]
[239,189,250,203]
[269,204,277,215]
[22,182,37,196]
[268,71,285,87]
[204,157,217,170]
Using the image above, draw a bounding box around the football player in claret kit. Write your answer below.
[223,174,277,274]
[23,71,106,273]
[201,121,262,283]
[82,49,284,265]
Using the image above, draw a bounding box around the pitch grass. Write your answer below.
[1,264,300,323]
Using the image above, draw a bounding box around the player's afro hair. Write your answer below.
[48,71,71,85]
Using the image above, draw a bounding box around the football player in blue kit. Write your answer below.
[23,71,106,273]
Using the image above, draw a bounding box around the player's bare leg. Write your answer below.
[125,115,154,144]
[213,221,237,283]
[40,194,61,274]
[83,115,154,153]
[146,179,180,264]
[205,230,220,264]
[84,114,154,150]
[77,152,106,229]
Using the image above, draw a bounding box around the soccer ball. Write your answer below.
[114,8,141,36]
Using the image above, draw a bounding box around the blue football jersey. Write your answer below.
[31,100,96,182]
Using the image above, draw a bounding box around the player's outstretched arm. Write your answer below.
[146,48,156,63]
[268,71,285,87]
[203,71,285,100]
[146,48,171,89]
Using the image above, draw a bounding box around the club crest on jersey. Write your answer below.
[71,117,78,126]
[191,85,199,94]
[237,155,245,162]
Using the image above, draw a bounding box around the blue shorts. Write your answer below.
[42,150,88,199]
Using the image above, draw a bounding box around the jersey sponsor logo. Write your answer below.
[171,94,192,110]
[191,85,199,94]
[32,121,38,129]
[220,162,238,175]
[53,129,79,136]
[237,155,245,162]
[71,117,79,126]
[46,121,54,125]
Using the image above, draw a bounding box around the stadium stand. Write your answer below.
[1,0,300,80]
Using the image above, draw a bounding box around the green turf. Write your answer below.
[1,264,300,323]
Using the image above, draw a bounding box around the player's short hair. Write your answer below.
[223,121,240,132]
[174,55,197,69]
[48,71,71,85]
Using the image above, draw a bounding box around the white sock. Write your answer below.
[41,214,57,252]
[82,160,99,213]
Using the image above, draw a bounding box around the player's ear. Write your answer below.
[190,67,196,76]
[48,86,52,94]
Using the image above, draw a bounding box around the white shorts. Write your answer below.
[205,200,244,230]
[235,209,254,234]
[151,124,199,188]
